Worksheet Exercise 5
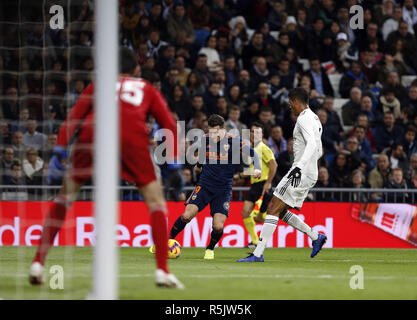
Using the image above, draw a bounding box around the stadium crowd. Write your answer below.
[1,0,417,202]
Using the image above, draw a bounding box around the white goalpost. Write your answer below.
[91,0,119,300]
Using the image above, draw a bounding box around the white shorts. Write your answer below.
[273,171,317,209]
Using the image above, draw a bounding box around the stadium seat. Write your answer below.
[332,98,349,127]
[329,74,343,98]
[401,75,417,88]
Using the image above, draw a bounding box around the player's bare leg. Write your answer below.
[30,175,82,285]
[241,200,259,248]
[205,213,227,260]
[140,179,184,289]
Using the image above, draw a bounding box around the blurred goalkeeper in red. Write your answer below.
[29,47,184,289]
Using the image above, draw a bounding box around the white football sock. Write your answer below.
[253,215,278,257]
[282,210,318,241]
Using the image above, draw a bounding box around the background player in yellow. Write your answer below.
[237,122,277,248]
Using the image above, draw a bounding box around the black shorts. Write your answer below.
[244,181,273,213]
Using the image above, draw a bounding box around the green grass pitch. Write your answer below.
[0,247,416,300]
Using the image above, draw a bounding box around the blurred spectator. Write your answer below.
[0,147,15,184]
[47,153,67,186]
[185,71,206,97]
[266,31,289,67]
[242,31,267,70]
[382,6,411,41]
[10,107,30,133]
[267,0,285,31]
[408,153,417,187]
[360,48,379,86]
[342,87,362,126]
[187,0,211,30]
[277,58,295,91]
[42,105,61,135]
[322,96,344,136]
[328,152,351,188]
[11,131,25,160]
[250,57,270,88]
[377,51,409,85]
[148,2,165,33]
[369,154,391,201]
[352,125,375,169]
[281,109,297,140]
[41,133,58,163]
[344,169,370,202]
[1,87,19,121]
[156,45,176,79]
[373,111,404,153]
[341,136,366,173]
[223,56,239,88]
[267,125,287,160]
[386,143,409,173]
[23,119,47,151]
[182,167,194,198]
[22,148,44,185]
[166,2,195,46]
[215,96,228,119]
[169,84,191,122]
[358,94,377,123]
[307,57,334,97]
[384,167,415,203]
[383,71,407,102]
[240,99,260,128]
[227,85,245,111]
[402,0,417,29]
[203,82,221,115]
[401,84,417,110]
[199,36,222,73]
[225,105,247,137]
[401,125,417,160]
[174,56,191,87]
[314,166,333,201]
[193,54,212,87]
[317,108,343,157]
[146,29,168,59]
[237,69,252,99]
[3,160,26,186]
[189,94,207,117]
[257,106,275,139]
[339,61,369,99]
[378,86,401,119]
[162,67,180,99]
[276,137,294,181]
[0,121,12,146]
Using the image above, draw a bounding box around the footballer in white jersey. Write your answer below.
[237,88,327,262]
[274,107,323,208]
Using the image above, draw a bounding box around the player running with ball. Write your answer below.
[238,88,327,262]
[165,114,262,260]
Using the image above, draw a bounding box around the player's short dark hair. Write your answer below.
[289,87,309,104]
[207,114,225,128]
[119,47,138,74]
[251,121,264,131]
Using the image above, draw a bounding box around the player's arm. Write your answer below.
[149,85,179,160]
[56,83,94,149]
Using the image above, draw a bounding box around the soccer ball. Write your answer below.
[167,239,182,259]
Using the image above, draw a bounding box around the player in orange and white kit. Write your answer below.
[29,48,184,289]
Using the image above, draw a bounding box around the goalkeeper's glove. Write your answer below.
[288,167,302,188]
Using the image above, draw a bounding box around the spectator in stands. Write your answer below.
[0,147,15,184]
[1,87,19,122]
[42,105,61,135]
[237,69,252,100]
[277,58,295,91]
[386,143,410,173]
[166,2,195,46]
[402,0,417,33]
[187,0,211,30]
[352,125,375,169]
[227,85,245,111]
[0,121,12,146]
[266,31,289,67]
[4,160,26,186]
[336,32,358,71]
[240,99,260,128]
[242,31,267,71]
[276,137,294,182]
[22,119,47,151]
[408,153,417,187]
[162,67,180,99]
[215,96,228,119]
[378,86,401,119]
[369,154,391,198]
[314,166,333,201]
[307,57,334,97]
[185,71,206,97]
[267,125,286,160]
[281,109,297,140]
[156,44,176,79]
[342,136,366,173]
[401,125,417,160]
[169,85,191,122]
[386,20,417,74]
[193,53,212,87]
[378,50,410,87]
[198,36,222,73]
[322,96,344,137]
[182,167,194,198]
[342,87,362,126]
[360,48,379,86]
[267,0,285,31]
[65,79,85,107]
[344,169,370,202]
[11,107,30,133]
[373,111,404,153]
[41,133,58,163]
[384,167,415,203]
[254,82,278,115]
[382,5,409,41]
[225,105,247,137]
[328,152,351,188]
[204,81,222,116]
[250,57,270,89]
[317,108,343,157]
[257,106,275,139]
[11,131,25,160]
[339,61,369,99]
[338,5,356,45]
[306,17,326,58]
[146,29,168,59]
[22,148,44,185]
[358,94,377,123]
[401,84,417,110]
[229,16,250,57]
[223,56,239,88]
[186,111,207,132]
